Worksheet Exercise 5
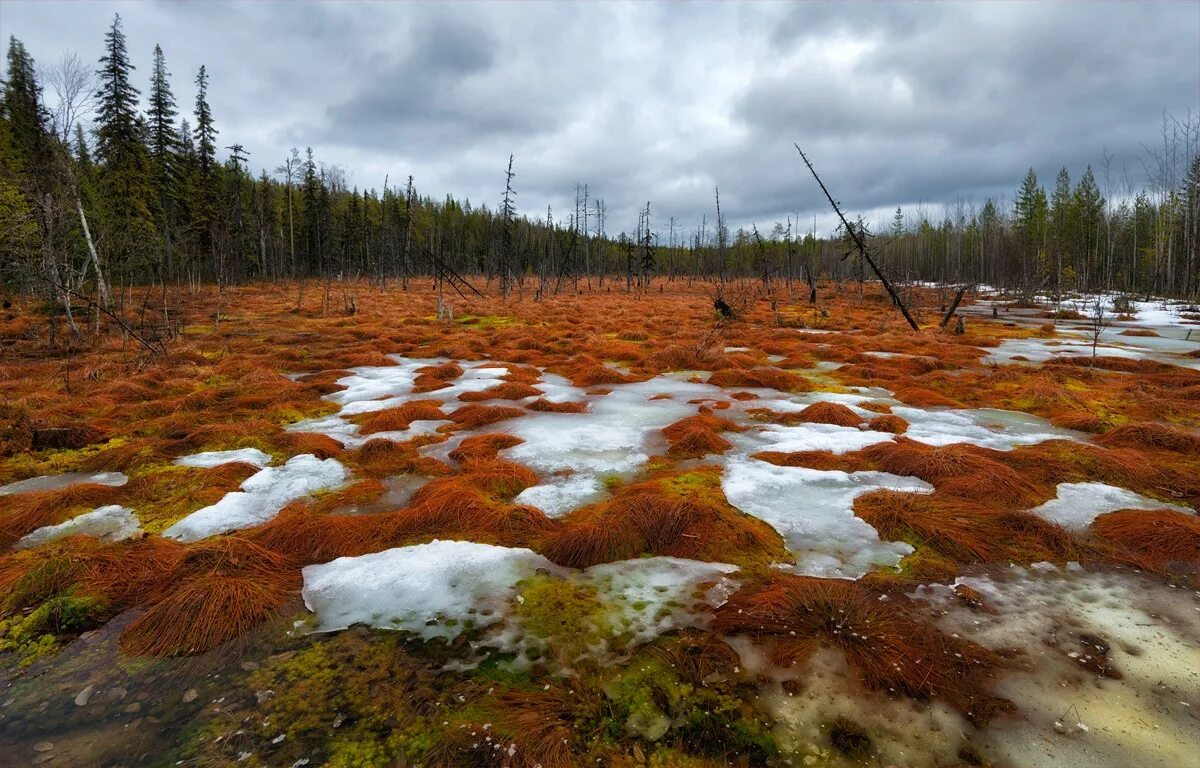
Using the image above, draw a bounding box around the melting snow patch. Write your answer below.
[163,454,346,542]
[513,474,606,518]
[893,406,1080,450]
[722,458,932,578]
[1028,482,1192,530]
[174,448,272,469]
[14,505,141,549]
[0,471,127,496]
[301,540,563,640]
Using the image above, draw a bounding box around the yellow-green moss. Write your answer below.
[0,590,109,667]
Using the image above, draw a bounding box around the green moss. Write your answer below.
[0,590,109,666]
[325,724,438,768]
[514,574,613,663]
[124,464,253,532]
[603,653,777,761]
[456,314,520,329]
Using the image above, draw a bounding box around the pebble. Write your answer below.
[111,686,128,701]
[33,742,54,753]
[239,661,260,672]
[124,702,141,714]
[74,685,94,707]
[182,689,198,704]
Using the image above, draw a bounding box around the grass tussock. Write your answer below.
[447,432,525,463]
[458,381,543,402]
[352,399,446,434]
[794,401,863,427]
[341,438,451,479]
[120,537,298,657]
[541,467,789,569]
[711,573,1014,725]
[0,483,125,548]
[526,397,589,413]
[1096,422,1200,454]
[662,407,740,458]
[413,362,464,393]
[445,404,525,430]
[708,366,812,393]
[1090,508,1200,571]
[868,414,908,433]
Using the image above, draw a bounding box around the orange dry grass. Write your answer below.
[541,468,788,569]
[708,366,812,393]
[352,400,446,434]
[120,537,298,657]
[245,509,401,564]
[1096,422,1200,454]
[448,433,525,463]
[341,438,452,479]
[892,386,963,408]
[395,478,556,546]
[793,401,863,427]
[456,458,540,499]
[559,354,632,387]
[751,449,872,472]
[458,381,543,402]
[868,414,908,433]
[662,408,740,459]
[1090,509,1200,571]
[445,404,525,429]
[413,362,464,392]
[862,439,1044,506]
[0,483,124,548]
[711,573,1013,724]
[526,397,588,413]
[644,343,731,372]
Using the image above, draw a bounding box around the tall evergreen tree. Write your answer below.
[95,14,157,273]
[147,44,181,273]
[191,65,219,265]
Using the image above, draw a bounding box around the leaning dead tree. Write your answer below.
[794,144,920,331]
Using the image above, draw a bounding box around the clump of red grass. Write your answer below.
[862,439,1043,506]
[662,407,740,458]
[120,537,298,657]
[245,508,401,564]
[892,386,963,408]
[711,573,1013,724]
[708,366,812,393]
[394,477,556,547]
[271,431,345,459]
[1048,411,1110,433]
[868,414,908,434]
[413,362,464,393]
[445,403,525,430]
[645,343,730,372]
[794,402,863,427]
[1096,422,1200,454]
[560,355,632,387]
[352,400,446,434]
[540,467,789,569]
[341,438,451,479]
[448,433,525,463]
[526,397,589,413]
[456,458,539,498]
[1090,508,1200,571]
[729,391,759,401]
[751,449,872,472]
[0,483,124,548]
[458,381,543,402]
[1119,328,1160,337]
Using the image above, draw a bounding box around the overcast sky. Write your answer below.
[3,0,1197,237]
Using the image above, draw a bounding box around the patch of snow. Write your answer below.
[721,458,932,579]
[1028,482,1192,530]
[514,474,606,518]
[163,454,347,542]
[301,540,563,639]
[14,505,141,549]
[0,471,127,496]
[894,406,1080,451]
[174,448,272,469]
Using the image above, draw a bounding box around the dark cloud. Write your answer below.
[3,0,1197,236]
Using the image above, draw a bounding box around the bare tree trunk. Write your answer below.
[76,196,112,308]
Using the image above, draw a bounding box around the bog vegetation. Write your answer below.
[0,14,1198,768]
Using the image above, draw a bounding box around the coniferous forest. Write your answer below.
[2,15,1199,316]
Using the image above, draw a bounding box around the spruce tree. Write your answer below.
[191,65,219,265]
[95,14,157,274]
[147,44,181,273]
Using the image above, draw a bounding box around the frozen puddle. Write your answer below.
[0,470,127,496]
[174,447,272,468]
[513,473,607,518]
[1028,482,1193,530]
[722,458,932,578]
[910,565,1200,768]
[301,540,738,658]
[14,505,141,550]
[893,406,1080,450]
[163,454,346,542]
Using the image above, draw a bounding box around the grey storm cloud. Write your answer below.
[3,0,1197,237]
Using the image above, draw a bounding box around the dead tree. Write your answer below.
[499,155,517,296]
[794,145,920,330]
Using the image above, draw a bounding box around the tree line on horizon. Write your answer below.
[2,15,1198,321]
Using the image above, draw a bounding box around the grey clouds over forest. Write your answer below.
[3,0,1197,234]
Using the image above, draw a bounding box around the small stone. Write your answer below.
[110,686,128,701]
[239,661,260,672]
[182,689,198,703]
[124,702,141,714]
[74,684,95,707]
[33,742,54,753]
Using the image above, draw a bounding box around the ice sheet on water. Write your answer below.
[163,454,347,542]
[174,448,272,468]
[513,473,606,518]
[731,422,895,455]
[893,406,1080,451]
[14,505,141,550]
[984,337,1143,365]
[301,540,564,639]
[0,471,127,496]
[721,458,932,579]
[910,565,1200,768]
[1027,481,1192,530]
